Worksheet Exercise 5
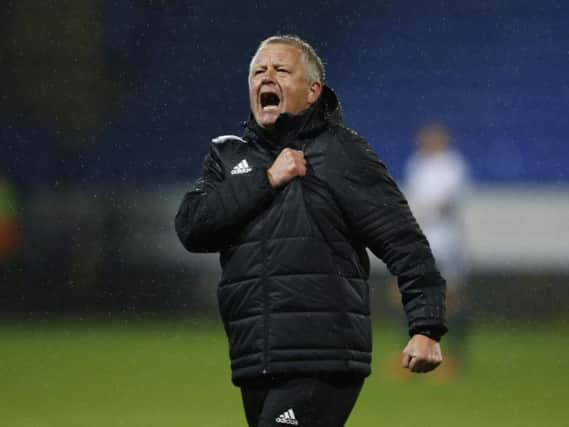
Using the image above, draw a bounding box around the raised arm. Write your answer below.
[175,142,275,253]
[328,132,447,341]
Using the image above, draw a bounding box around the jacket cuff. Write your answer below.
[258,168,278,196]
[409,326,446,342]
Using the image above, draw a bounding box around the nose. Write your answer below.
[261,66,278,82]
[261,74,276,86]
[259,77,277,93]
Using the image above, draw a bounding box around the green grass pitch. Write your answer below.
[0,318,567,426]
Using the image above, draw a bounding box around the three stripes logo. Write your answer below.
[230,159,252,175]
[275,408,299,425]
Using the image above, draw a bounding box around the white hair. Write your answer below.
[248,35,326,85]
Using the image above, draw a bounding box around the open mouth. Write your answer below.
[260,92,280,110]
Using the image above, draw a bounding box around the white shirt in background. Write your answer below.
[404,149,470,286]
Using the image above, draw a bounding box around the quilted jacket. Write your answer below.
[175,86,447,385]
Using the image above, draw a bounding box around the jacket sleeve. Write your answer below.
[175,143,276,253]
[328,132,447,339]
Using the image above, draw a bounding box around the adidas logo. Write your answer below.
[230,159,252,175]
[275,408,298,425]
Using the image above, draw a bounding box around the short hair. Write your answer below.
[249,35,326,85]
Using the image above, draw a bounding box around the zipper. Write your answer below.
[261,212,270,375]
[260,158,273,376]
[260,139,304,375]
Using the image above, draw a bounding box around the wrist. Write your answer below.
[416,333,440,343]
[266,168,277,188]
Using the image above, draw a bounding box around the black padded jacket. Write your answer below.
[175,86,447,385]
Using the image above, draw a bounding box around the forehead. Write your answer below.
[252,43,303,66]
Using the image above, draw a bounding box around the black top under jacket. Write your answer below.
[175,86,447,385]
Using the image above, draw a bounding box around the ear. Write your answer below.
[307,81,323,105]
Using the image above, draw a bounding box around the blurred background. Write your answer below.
[1,1,568,426]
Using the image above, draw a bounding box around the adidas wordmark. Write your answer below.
[275,408,299,425]
[231,159,252,175]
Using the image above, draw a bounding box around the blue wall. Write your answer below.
[329,1,569,183]
[2,0,568,188]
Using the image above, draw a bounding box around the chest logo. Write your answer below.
[230,159,252,175]
[276,408,298,425]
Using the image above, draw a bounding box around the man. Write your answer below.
[405,123,470,380]
[176,35,447,427]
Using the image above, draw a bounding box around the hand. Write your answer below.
[401,334,443,373]
[267,148,306,188]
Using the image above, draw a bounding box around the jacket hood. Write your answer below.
[243,85,344,147]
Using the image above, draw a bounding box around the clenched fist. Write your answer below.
[267,148,306,188]
[401,334,443,373]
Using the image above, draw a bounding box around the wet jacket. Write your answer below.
[175,86,447,385]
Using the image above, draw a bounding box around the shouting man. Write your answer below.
[175,35,447,427]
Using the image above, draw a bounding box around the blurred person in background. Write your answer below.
[404,122,470,380]
[176,35,448,427]
[0,174,21,259]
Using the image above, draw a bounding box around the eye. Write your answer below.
[277,68,289,73]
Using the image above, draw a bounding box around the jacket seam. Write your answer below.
[226,310,369,324]
[220,273,366,288]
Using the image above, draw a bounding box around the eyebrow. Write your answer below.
[253,62,288,69]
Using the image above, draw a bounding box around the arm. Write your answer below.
[328,133,447,341]
[175,143,276,253]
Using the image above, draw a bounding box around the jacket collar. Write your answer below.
[243,85,344,148]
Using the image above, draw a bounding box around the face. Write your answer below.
[249,43,322,128]
[418,128,450,155]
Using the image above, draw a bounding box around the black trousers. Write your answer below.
[239,373,365,427]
